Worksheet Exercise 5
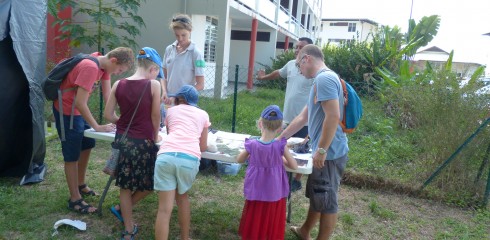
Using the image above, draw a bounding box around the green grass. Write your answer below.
[199,88,285,135]
[0,138,489,239]
[84,83,488,208]
[368,200,397,220]
[5,85,490,239]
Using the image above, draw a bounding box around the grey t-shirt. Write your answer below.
[163,40,205,94]
[307,69,348,160]
[278,60,314,124]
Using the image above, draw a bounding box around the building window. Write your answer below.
[205,16,218,63]
[230,30,271,41]
[330,22,348,26]
[328,38,353,44]
[348,23,356,32]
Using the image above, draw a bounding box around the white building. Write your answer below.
[412,46,483,79]
[318,18,378,47]
[133,0,322,97]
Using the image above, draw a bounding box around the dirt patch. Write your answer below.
[342,170,454,204]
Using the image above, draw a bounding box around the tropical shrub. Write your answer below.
[255,50,295,90]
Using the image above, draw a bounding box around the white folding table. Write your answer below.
[84,129,312,220]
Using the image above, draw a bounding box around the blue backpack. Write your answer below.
[315,70,363,133]
[339,78,363,133]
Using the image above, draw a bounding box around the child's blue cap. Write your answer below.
[137,47,164,78]
[168,85,199,106]
[261,105,283,121]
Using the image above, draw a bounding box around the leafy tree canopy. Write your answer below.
[48,0,146,51]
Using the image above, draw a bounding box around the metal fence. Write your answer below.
[199,64,286,134]
[200,64,287,99]
[84,64,369,133]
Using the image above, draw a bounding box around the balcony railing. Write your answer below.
[234,0,319,38]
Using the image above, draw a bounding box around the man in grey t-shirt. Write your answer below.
[256,37,314,192]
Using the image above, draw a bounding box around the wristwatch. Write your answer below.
[317,148,326,154]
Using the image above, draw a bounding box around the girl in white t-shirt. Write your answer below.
[161,13,205,105]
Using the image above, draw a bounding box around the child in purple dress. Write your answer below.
[236,105,298,240]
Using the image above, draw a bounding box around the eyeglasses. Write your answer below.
[295,55,307,69]
[172,17,190,24]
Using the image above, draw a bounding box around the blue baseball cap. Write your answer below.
[137,47,164,78]
[261,105,283,121]
[168,85,199,106]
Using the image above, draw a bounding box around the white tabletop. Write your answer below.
[84,129,312,174]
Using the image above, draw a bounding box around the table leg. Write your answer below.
[97,175,114,216]
[287,172,292,223]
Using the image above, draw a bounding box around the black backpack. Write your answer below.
[43,53,99,100]
[43,53,99,140]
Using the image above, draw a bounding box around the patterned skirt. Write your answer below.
[238,198,286,240]
[114,134,158,192]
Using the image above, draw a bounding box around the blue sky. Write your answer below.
[322,0,490,74]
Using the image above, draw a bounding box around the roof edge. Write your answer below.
[322,18,378,26]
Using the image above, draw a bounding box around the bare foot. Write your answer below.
[290,226,312,240]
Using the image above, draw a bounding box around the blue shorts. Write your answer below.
[305,154,348,214]
[53,106,95,162]
[154,152,200,194]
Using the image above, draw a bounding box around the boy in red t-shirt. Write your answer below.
[52,47,134,214]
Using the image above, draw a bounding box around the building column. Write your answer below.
[296,0,304,36]
[284,36,289,51]
[247,18,258,90]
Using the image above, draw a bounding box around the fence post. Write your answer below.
[232,65,239,133]
[421,118,490,191]
[99,47,105,123]
[484,167,490,208]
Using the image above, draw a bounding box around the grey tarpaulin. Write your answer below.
[0,0,47,185]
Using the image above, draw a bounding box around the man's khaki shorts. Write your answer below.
[305,154,348,214]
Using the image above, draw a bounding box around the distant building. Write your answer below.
[412,46,483,79]
[318,18,378,47]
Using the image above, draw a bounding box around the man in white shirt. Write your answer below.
[256,37,314,192]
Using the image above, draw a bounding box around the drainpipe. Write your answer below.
[284,36,289,51]
[247,18,258,90]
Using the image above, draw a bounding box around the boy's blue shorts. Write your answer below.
[53,106,96,162]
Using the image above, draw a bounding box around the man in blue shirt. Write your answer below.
[278,44,349,240]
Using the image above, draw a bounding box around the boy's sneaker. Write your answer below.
[291,179,302,192]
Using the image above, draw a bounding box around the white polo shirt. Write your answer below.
[278,60,314,124]
[163,40,205,94]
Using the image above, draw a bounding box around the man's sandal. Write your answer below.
[67,198,97,214]
[120,224,138,240]
[78,184,98,196]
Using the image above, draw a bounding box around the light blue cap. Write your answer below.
[137,47,164,78]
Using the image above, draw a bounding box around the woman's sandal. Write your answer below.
[120,224,138,240]
[110,204,124,223]
[78,184,98,196]
[67,198,97,214]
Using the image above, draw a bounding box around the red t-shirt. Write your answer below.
[53,52,110,115]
